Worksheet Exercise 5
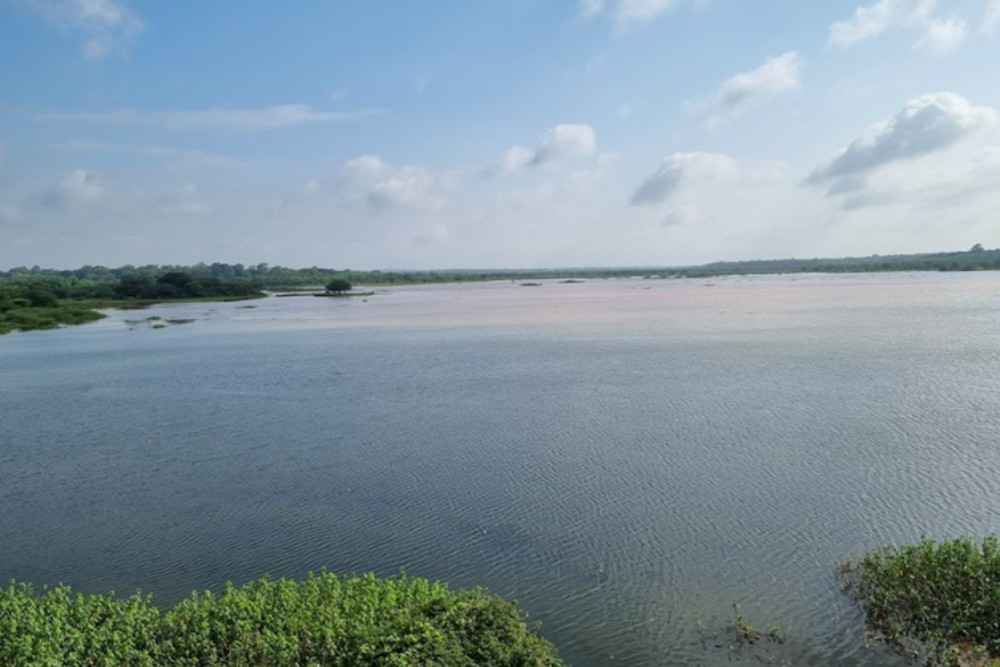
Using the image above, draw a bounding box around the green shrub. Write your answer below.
[842,536,1000,665]
[0,305,105,334]
[0,572,562,666]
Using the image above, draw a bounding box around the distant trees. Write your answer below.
[325,279,352,293]
[112,272,262,300]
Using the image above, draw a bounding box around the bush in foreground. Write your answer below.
[0,572,562,666]
[842,536,1000,665]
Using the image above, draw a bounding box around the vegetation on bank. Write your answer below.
[0,270,263,334]
[842,536,1000,666]
[3,243,999,294]
[2,243,998,334]
[0,571,562,667]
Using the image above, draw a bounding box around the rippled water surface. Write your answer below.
[4,272,1000,666]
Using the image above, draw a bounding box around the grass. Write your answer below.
[0,571,562,666]
[841,535,1000,666]
[0,304,106,335]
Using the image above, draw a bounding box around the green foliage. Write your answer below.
[113,272,263,300]
[326,278,353,293]
[0,305,105,335]
[842,536,1000,665]
[4,244,1000,298]
[0,572,562,667]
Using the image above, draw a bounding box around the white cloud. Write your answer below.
[567,152,616,193]
[828,0,966,53]
[339,154,389,184]
[336,156,446,213]
[368,168,441,212]
[806,92,996,187]
[529,124,597,166]
[829,0,906,46]
[492,124,598,175]
[502,146,533,173]
[715,52,802,109]
[14,0,144,59]
[579,0,708,30]
[914,18,966,53]
[41,104,385,131]
[631,152,737,205]
[985,0,1000,34]
[704,52,802,127]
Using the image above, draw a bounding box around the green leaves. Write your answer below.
[843,536,1000,665]
[0,572,562,666]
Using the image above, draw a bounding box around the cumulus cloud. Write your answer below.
[13,0,144,59]
[579,0,708,30]
[631,152,737,205]
[828,0,966,53]
[529,124,597,166]
[336,155,446,213]
[41,105,385,131]
[703,52,801,127]
[806,92,996,187]
[492,124,597,175]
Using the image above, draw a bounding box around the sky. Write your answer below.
[2,0,1000,270]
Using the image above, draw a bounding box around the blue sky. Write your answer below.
[2,0,1000,270]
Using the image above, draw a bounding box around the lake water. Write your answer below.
[3,272,1000,666]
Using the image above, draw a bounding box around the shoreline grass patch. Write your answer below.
[841,535,1000,665]
[0,571,562,666]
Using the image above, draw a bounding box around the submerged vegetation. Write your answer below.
[842,536,1000,665]
[0,571,562,667]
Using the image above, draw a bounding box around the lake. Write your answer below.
[3,272,1000,666]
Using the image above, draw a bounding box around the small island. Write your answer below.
[314,278,375,298]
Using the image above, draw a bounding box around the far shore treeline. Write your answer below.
[2,244,999,335]
[3,243,999,288]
